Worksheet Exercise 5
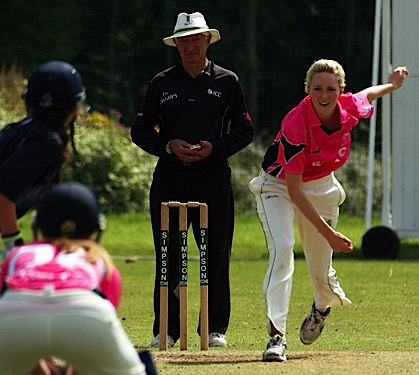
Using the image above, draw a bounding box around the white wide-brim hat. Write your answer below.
[163,12,221,47]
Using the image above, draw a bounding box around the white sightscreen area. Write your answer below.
[382,0,419,238]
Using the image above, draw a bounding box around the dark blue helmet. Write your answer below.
[36,182,101,239]
[25,61,87,110]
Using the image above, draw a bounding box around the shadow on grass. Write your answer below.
[153,351,262,366]
[166,354,313,366]
[168,359,261,366]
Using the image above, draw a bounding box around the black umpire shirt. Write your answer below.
[131,60,254,161]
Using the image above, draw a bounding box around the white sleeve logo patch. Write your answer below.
[207,88,222,98]
[363,106,372,116]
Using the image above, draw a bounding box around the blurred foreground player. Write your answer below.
[0,182,148,374]
[0,60,88,259]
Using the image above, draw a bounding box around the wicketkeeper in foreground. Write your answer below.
[0,182,149,374]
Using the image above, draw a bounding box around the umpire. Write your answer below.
[131,11,254,347]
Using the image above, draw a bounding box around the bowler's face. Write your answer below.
[307,72,343,122]
[175,33,211,65]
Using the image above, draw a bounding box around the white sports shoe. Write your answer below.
[150,334,175,348]
[262,334,287,362]
[300,303,331,345]
[208,332,228,347]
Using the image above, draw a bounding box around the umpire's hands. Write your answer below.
[168,139,212,164]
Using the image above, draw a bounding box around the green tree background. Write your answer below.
[0,0,383,216]
[0,0,375,139]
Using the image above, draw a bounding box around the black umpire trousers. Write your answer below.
[149,157,234,341]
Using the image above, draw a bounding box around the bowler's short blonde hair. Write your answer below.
[304,59,346,93]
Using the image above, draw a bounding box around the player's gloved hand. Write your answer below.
[1,231,24,260]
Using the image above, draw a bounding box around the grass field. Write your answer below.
[18,212,419,374]
[117,257,419,374]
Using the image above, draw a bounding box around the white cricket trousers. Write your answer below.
[249,171,352,336]
[0,290,146,375]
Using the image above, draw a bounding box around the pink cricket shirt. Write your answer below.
[0,242,122,308]
[263,92,374,181]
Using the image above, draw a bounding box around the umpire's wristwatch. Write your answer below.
[165,142,172,154]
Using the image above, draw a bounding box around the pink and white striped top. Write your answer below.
[262,92,374,181]
[0,242,122,308]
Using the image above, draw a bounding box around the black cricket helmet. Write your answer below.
[36,182,103,239]
[24,60,87,110]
